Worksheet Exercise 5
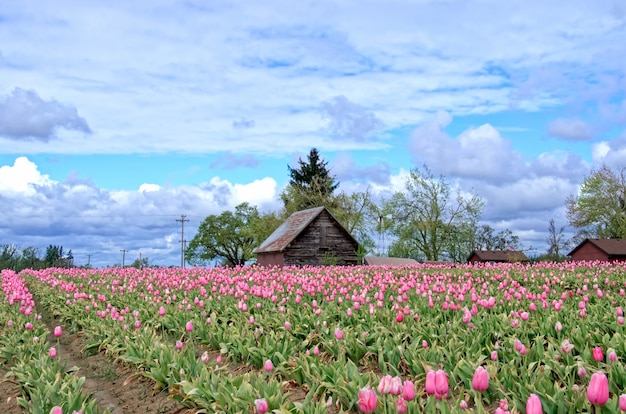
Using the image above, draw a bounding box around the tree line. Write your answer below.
[2,150,617,270]
[187,148,604,267]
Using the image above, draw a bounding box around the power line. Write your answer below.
[176,215,189,268]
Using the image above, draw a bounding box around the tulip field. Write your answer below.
[2,261,626,413]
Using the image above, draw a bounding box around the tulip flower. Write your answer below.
[434,370,448,399]
[587,371,609,405]
[200,351,209,363]
[49,347,57,358]
[592,347,604,362]
[491,350,498,361]
[578,366,587,377]
[394,397,407,413]
[25,322,33,330]
[425,370,436,395]
[608,351,617,362]
[51,407,63,414]
[158,306,166,316]
[560,339,574,354]
[619,394,626,411]
[389,376,403,396]
[185,321,193,332]
[54,326,62,337]
[357,386,377,413]
[460,400,468,410]
[526,394,542,414]
[263,359,273,372]
[334,328,344,340]
[402,380,415,401]
[472,366,489,392]
[254,398,269,414]
[377,375,392,394]
[396,312,404,322]
[175,340,183,350]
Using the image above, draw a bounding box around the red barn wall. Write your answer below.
[570,243,609,262]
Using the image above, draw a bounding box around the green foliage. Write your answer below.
[566,164,626,240]
[186,202,263,267]
[281,148,339,212]
[386,166,484,261]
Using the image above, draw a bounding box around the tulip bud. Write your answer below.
[619,394,626,411]
[54,326,62,337]
[472,366,489,392]
[587,371,609,405]
[592,347,604,362]
[264,359,273,372]
[49,347,57,358]
[254,398,269,414]
[526,394,542,414]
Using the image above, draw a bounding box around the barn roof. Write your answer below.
[253,206,357,254]
[567,238,626,257]
[468,250,530,262]
[363,256,419,266]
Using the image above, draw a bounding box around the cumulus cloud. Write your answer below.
[331,152,391,185]
[408,112,525,184]
[209,152,260,169]
[0,156,53,195]
[548,118,593,141]
[0,157,279,267]
[0,88,91,141]
[320,95,384,142]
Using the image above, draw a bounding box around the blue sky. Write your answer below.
[1,0,625,267]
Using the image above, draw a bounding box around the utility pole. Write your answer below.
[87,254,91,267]
[176,214,189,268]
[120,249,128,268]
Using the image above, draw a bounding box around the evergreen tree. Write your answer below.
[282,148,339,211]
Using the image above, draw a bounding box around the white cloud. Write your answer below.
[0,88,91,141]
[548,118,592,141]
[0,156,53,195]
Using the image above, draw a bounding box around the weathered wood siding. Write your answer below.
[283,210,358,266]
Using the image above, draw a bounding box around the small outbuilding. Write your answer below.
[467,250,530,264]
[254,206,359,267]
[567,238,626,262]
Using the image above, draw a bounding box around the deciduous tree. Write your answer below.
[386,166,484,261]
[186,203,263,267]
[566,165,626,239]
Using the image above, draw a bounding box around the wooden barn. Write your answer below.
[253,206,359,267]
[467,250,530,264]
[567,238,626,262]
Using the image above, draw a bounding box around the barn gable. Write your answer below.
[254,206,359,267]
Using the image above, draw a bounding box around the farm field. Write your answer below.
[1,262,626,413]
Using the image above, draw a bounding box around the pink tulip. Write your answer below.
[526,394,542,414]
[394,397,407,413]
[389,376,403,396]
[185,321,193,332]
[53,326,62,337]
[313,346,320,356]
[619,394,626,411]
[472,366,489,392]
[254,398,269,414]
[608,351,617,362]
[422,340,428,349]
[396,312,404,322]
[460,400,468,410]
[51,407,63,414]
[200,351,209,363]
[49,347,57,358]
[425,370,436,395]
[25,322,33,330]
[7,320,13,327]
[402,380,415,401]
[587,371,609,405]
[592,347,604,362]
[377,375,392,394]
[175,340,183,350]
[491,350,498,361]
[334,328,344,340]
[357,386,377,413]
[560,339,574,354]
[555,321,562,332]
[158,306,166,316]
[434,370,448,399]
[284,321,291,330]
[264,359,273,372]
[578,366,587,377]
